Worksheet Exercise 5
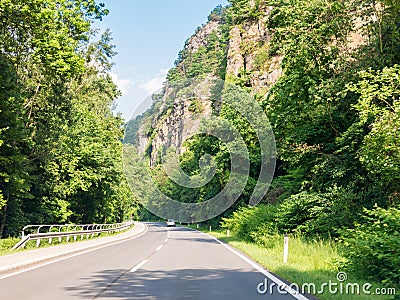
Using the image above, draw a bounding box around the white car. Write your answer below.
[166,219,176,227]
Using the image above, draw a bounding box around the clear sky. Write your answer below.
[95,0,229,121]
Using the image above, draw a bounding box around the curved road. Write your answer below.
[0,223,304,299]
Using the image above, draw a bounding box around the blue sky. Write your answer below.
[95,0,229,121]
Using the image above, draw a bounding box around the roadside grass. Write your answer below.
[0,225,134,256]
[187,225,397,300]
[0,238,21,256]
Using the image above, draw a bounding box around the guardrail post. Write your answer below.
[66,225,71,242]
[81,225,85,240]
[58,226,62,243]
[48,226,53,244]
[36,226,43,247]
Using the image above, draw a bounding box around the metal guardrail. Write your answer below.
[12,221,133,250]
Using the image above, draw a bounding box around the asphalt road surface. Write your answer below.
[0,223,304,300]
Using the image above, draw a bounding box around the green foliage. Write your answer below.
[0,0,137,237]
[227,0,265,24]
[167,18,230,82]
[272,191,359,237]
[0,54,32,236]
[0,194,4,211]
[208,4,225,22]
[347,65,400,192]
[221,205,277,242]
[261,0,400,247]
[225,69,252,90]
[0,237,20,254]
[253,42,271,72]
[152,134,227,205]
[352,0,400,68]
[275,192,330,235]
[124,114,144,145]
[340,205,400,286]
[264,0,359,200]
[188,99,205,114]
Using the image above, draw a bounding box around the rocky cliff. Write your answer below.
[137,76,216,165]
[127,5,282,164]
[125,2,363,165]
[225,7,282,94]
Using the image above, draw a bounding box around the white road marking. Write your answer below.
[156,245,163,251]
[200,230,309,300]
[130,260,148,273]
[164,239,168,243]
[0,224,148,280]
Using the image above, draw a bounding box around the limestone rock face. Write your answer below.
[134,9,286,165]
[136,76,215,166]
[185,20,221,54]
[226,8,282,95]
[226,26,244,76]
[226,16,271,76]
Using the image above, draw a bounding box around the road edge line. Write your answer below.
[190,227,310,300]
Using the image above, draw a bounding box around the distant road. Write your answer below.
[0,223,305,299]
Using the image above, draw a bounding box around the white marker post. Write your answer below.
[283,234,289,263]
[227,230,230,238]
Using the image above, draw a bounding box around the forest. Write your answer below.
[0,0,137,238]
[126,0,400,289]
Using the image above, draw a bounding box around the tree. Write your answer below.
[0,0,136,237]
[347,65,400,198]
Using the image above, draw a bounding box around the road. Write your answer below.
[0,223,304,299]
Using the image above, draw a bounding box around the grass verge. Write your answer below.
[187,225,397,300]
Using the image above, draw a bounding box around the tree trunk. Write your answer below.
[0,202,8,238]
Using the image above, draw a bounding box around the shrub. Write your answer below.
[0,237,20,251]
[275,192,332,236]
[221,205,277,241]
[250,224,280,248]
[340,205,400,286]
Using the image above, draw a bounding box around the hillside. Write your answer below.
[124,0,399,289]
